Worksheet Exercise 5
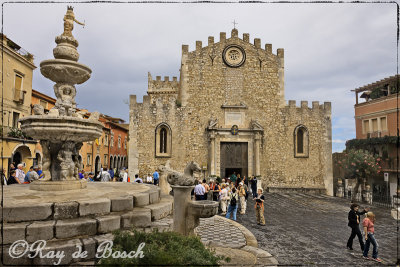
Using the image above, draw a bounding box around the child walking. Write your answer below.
[254,188,265,225]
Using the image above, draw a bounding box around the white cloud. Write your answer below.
[2,2,396,151]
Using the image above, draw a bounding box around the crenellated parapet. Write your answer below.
[180,28,284,60]
[286,100,332,116]
[147,72,179,95]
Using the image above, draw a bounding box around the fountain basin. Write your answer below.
[40,59,91,84]
[30,179,87,191]
[188,200,219,218]
[19,116,102,142]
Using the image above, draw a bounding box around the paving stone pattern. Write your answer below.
[196,217,247,249]
[236,193,399,266]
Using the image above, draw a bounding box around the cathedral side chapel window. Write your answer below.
[160,128,167,153]
[294,125,309,158]
[155,123,172,158]
[297,130,304,154]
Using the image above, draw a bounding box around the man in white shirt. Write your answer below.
[122,168,128,182]
[146,173,152,184]
[194,180,205,201]
[100,168,111,182]
[219,184,229,215]
[15,164,25,184]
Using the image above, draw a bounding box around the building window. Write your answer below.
[294,125,309,158]
[363,117,388,137]
[13,73,24,103]
[104,154,108,166]
[155,123,172,157]
[87,154,92,166]
[297,130,304,154]
[160,128,167,153]
[363,120,370,134]
[118,136,121,148]
[12,112,20,128]
[380,117,387,131]
[105,134,109,146]
[124,138,127,149]
[371,118,378,132]
[110,135,114,147]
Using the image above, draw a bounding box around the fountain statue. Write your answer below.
[19,6,102,191]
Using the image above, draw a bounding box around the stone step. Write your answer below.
[143,195,173,221]
[1,196,173,244]
[3,185,161,223]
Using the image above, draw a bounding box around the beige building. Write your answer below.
[129,29,333,195]
[0,34,38,174]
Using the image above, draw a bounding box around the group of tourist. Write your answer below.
[76,168,160,185]
[193,174,265,226]
[3,163,162,186]
[347,203,382,263]
[2,163,45,185]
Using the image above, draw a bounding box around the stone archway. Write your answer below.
[110,156,114,169]
[12,145,33,167]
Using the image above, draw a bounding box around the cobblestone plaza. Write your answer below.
[237,193,398,266]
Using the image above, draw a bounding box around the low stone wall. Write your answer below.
[267,186,326,195]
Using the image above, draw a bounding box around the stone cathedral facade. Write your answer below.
[129,29,333,195]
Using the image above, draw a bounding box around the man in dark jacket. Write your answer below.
[346,203,369,251]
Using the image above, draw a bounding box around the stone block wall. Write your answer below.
[129,29,333,195]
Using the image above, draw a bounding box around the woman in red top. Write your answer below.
[362,212,381,262]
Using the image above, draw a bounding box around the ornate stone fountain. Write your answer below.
[165,161,218,235]
[19,6,102,191]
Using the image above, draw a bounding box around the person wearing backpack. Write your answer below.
[226,187,239,221]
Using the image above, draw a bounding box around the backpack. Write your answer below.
[230,193,237,206]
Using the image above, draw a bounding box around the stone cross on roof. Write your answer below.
[232,20,238,29]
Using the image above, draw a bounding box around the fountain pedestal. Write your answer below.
[167,162,218,235]
[171,185,194,235]
[171,185,219,235]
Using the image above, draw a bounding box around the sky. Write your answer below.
[2,2,397,153]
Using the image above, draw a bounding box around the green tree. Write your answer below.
[340,149,381,202]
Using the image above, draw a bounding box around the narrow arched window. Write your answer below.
[160,127,167,153]
[294,125,309,158]
[297,129,304,154]
[155,123,172,158]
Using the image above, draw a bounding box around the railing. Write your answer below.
[367,131,382,138]
[342,187,396,209]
